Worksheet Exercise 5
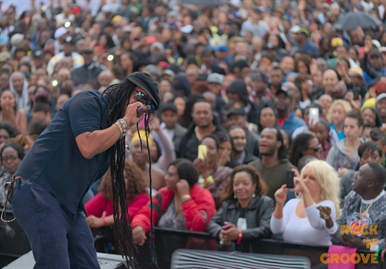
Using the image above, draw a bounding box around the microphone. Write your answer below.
[134,92,153,117]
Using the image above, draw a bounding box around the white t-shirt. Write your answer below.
[270,199,336,246]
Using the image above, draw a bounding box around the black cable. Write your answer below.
[136,114,158,267]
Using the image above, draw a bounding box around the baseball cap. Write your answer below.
[331,37,344,47]
[376,93,386,103]
[32,50,43,58]
[347,67,363,79]
[250,69,268,84]
[370,50,382,58]
[63,36,74,44]
[125,72,160,110]
[0,51,11,63]
[207,73,224,85]
[159,102,178,114]
[372,40,381,49]
[215,45,228,52]
[264,43,276,50]
[296,27,310,36]
[162,69,175,78]
[54,27,68,39]
[276,87,291,98]
[227,108,246,118]
[290,25,301,33]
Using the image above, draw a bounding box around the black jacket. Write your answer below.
[206,195,274,252]
[177,116,224,162]
[226,150,258,169]
[71,62,104,86]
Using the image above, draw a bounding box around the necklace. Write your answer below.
[359,199,375,226]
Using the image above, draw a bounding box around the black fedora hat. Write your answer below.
[126,72,160,110]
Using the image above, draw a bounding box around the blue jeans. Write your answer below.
[11,179,100,269]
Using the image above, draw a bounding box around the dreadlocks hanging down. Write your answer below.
[103,72,160,269]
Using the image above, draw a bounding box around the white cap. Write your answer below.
[10,33,24,46]
[376,93,386,103]
[372,40,381,49]
[181,25,193,34]
[207,73,225,85]
[54,27,68,39]
[290,25,301,33]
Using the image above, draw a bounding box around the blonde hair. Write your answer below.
[326,99,352,123]
[299,160,341,218]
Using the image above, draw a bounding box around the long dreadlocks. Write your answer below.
[103,79,138,269]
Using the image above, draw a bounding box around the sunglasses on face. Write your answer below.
[308,144,322,152]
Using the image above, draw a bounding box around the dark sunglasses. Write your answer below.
[308,144,322,152]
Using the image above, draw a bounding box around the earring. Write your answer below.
[252,193,256,198]
[234,194,237,199]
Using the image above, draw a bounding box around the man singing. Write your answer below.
[6,72,160,269]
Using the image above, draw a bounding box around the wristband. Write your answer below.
[118,118,128,134]
[114,122,123,138]
[103,216,108,226]
[181,194,192,203]
[236,230,243,244]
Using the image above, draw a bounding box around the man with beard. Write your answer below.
[274,87,305,136]
[178,99,223,161]
[249,127,295,200]
[226,126,257,168]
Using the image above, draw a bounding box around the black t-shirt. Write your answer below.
[15,91,110,214]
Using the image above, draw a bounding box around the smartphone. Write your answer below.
[352,88,360,100]
[222,224,232,231]
[286,170,295,189]
[309,107,319,126]
[198,145,208,161]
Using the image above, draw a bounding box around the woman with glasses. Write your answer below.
[327,112,364,177]
[0,142,24,209]
[289,132,320,168]
[271,160,340,246]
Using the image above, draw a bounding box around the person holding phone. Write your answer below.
[193,134,232,209]
[270,160,340,246]
[207,165,274,252]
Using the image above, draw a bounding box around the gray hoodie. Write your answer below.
[326,139,363,171]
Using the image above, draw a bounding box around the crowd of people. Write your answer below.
[3,0,386,267]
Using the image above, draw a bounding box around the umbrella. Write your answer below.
[177,0,227,6]
[339,12,382,30]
